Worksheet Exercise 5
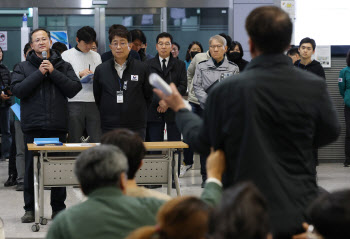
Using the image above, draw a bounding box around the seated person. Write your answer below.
[208,182,272,239]
[127,196,210,239]
[46,145,225,239]
[101,129,171,200]
[293,189,350,239]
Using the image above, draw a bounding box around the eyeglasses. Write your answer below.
[111,42,128,48]
[157,42,171,47]
[33,38,48,44]
[209,44,223,49]
[307,225,324,239]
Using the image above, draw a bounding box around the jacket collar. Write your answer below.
[27,49,63,68]
[206,57,230,69]
[154,53,175,77]
[88,186,124,199]
[245,53,293,71]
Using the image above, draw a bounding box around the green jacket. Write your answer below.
[46,182,222,239]
[338,66,350,107]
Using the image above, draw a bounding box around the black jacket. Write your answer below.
[11,50,82,133]
[146,54,187,123]
[294,59,326,79]
[93,56,152,131]
[0,63,12,106]
[176,54,340,238]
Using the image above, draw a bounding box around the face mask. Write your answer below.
[190,51,199,58]
[227,52,241,62]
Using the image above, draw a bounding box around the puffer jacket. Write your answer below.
[11,49,82,133]
[0,63,12,106]
[193,57,239,108]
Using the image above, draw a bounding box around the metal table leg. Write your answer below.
[167,149,172,196]
[174,149,181,196]
[32,156,40,232]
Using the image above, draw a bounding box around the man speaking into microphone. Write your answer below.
[11,28,82,223]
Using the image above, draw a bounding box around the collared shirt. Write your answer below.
[159,56,170,70]
[114,60,127,79]
[212,57,225,68]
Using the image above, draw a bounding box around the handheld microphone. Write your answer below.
[42,51,48,77]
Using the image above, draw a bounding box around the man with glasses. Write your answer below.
[11,28,82,223]
[93,30,152,139]
[193,35,239,110]
[145,32,187,147]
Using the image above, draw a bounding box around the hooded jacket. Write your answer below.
[294,59,326,79]
[11,50,82,133]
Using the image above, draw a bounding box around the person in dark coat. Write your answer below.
[93,29,153,139]
[294,37,325,79]
[101,24,140,62]
[152,6,340,239]
[11,28,82,223]
[227,41,249,72]
[145,32,187,144]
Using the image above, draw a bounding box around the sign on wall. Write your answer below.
[313,45,331,68]
[0,31,8,51]
[50,31,69,49]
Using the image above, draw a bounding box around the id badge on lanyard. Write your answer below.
[116,91,123,103]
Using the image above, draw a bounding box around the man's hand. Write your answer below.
[39,61,49,75]
[0,92,10,100]
[79,69,93,78]
[206,148,226,181]
[292,223,309,239]
[153,83,186,112]
[157,100,169,113]
[42,60,54,74]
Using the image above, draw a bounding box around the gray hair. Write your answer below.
[209,35,227,47]
[74,145,128,195]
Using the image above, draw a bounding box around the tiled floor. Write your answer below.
[0,160,349,239]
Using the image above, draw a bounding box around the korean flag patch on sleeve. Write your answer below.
[131,75,139,81]
[339,78,343,82]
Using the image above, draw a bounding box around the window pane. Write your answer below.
[167,8,228,60]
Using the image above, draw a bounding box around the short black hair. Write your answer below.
[76,26,96,43]
[108,24,127,34]
[308,189,350,239]
[172,42,180,51]
[94,40,98,48]
[130,29,146,43]
[208,182,270,239]
[156,32,173,44]
[231,41,244,58]
[109,29,131,44]
[286,47,300,56]
[219,33,232,52]
[51,42,68,54]
[23,42,31,56]
[101,129,146,179]
[299,37,316,51]
[185,41,203,62]
[30,28,51,43]
[245,6,292,54]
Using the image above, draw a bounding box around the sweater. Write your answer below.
[61,48,102,102]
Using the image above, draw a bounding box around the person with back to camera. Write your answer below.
[227,41,250,72]
[338,49,350,168]
[208,182,272,239]
[45,145,226,239]
[100,129,171,200]
[126,196,211,239]
[153,6,340,238]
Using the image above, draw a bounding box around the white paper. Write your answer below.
[313,45,331,68]
[0,31,8,51]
